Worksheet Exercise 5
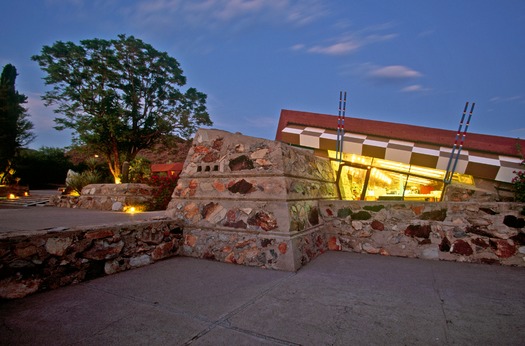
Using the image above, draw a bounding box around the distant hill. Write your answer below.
[66,137,192,165]
[138,139,192,164]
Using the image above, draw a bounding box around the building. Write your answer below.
[276,109,524,202]
[150,162,184,178]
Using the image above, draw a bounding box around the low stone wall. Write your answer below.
[0,220,183,299]
[49,183,154,211]
[321,201,525,266]
[181,226,327,272]
[0,185,29,197]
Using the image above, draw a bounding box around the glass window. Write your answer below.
[369,169,407,201]
[403,175,444,201]
[374,158,410,173]
[327,150,373,166]
[331,152,472,202]
[409,164,446,180]
[338,165,367,200]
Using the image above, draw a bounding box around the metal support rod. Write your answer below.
[336,91,343,161]
[444,102,475,184]
[336,91,347,162]
[340,91,347,162]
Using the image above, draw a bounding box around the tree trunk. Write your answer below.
[106,140,121,183]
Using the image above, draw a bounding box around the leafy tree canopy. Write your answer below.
[32,34,212,183]
[0,64,35,184]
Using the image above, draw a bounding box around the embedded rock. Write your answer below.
[405,224,431,239]
[228,179,255,194]
[451,239,473,256]
[503,215,525,228]
[229,155,254,171]
[371,220,385,231]
[490,239,516,258]
[45,237,72,256]
[248,211,278,231]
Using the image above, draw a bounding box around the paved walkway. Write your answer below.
[1,250,524,345]
[0,205,167,234]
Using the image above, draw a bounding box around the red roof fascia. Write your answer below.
[276,109,524,157]
[151,162,184,173]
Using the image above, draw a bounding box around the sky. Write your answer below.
[1,0,524,149]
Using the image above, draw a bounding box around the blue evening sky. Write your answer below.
[1,0,524,149]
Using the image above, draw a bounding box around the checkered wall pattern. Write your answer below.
[281,125,522,183]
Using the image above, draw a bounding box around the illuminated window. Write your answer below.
[338,165,367,200]
[330,153,474,202]
[368,169,407,201]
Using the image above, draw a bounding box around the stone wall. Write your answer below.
[166,129,337,271]
[0,220,183,299]
[321,200,525,266]
[49,183,154,211]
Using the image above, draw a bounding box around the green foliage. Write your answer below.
[66,170,104,195]
[513,141,525,202]
[16,147,76,189]
[512,167,525,202]
[32,35,212,183]
[128,157,151,182]
[0,64,35,184]
[140,174,179,210]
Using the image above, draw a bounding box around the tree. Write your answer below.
[32,34,212,183]
[0,64,35,184]
[16,147,82,189]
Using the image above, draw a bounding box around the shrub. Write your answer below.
[141,174,179,210]
[127,156,151,182]
[16,147,77,189]
[66,170,103,195]
[512,163,525,202]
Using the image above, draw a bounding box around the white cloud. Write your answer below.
[308,40,361,55]
[290,43,305,51]
[369,65,422,80]
[364,33,398,43]
[298,22,397,56]
[286,0,328,26]
[213,0,283,21]
[400,84,430,93]
[401,84,423,92]
[131,0,326,31]
[490,95,523,103]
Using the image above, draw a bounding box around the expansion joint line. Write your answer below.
[183,272,298,346]
[430,263,450,344]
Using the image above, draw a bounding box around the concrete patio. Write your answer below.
[1,246,524,345]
